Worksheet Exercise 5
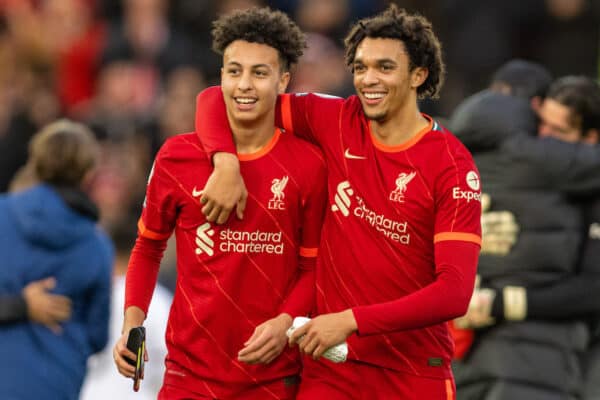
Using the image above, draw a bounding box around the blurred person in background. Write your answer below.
[1,0,106,116]
[147,64,207,155]
[80,222,171,400]
[288,32,353,97]
[0,119,114,400]
[89,136,149,234]
[450,65,600,399]
[533,76,600,400]
[100,0,193,118]
[113,7,327,399]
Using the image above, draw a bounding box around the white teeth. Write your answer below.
[235,98,256,104]
[364,93,385,99]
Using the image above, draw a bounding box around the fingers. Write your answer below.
[239,342,281,364]
[289,322,309,346]
[296,332,325,360]
[238,324,288,364]
[50,296,72,321]
[243,328,260,347]
[239,331,269,356]
[202,200,232,224]
[114,335,137,378]
[41,277,57,290]
[238,330,271,362]
[236,190,248,220]
[481,193,491,212]
[47,323,63,335]
[216,206,232,224]
[201,200,217,222]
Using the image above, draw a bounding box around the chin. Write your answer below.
[363,110,387,122]
[232,111,258,121]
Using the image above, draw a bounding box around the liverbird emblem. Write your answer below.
[389,171,416,203]
[269,176,289,210]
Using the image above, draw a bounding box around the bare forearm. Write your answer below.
[122,306,146,332]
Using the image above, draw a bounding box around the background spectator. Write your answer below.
[0,119,113,400]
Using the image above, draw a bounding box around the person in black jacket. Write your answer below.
[450,66,600,400]
[522,76,600,400]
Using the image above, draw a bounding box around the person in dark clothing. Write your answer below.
[533,76,600,400]
[0,119,114,400]
[489,58,552,111]
[450,71,600,399]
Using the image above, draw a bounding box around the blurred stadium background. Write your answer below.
[0,0,597,290]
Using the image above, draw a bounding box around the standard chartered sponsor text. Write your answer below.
[219,228,284,254]
[354,196,410,244]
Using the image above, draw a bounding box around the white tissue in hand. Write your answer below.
[286,317,348,363]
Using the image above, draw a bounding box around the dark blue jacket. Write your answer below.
[0,184,113,400]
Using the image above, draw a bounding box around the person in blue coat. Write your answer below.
[0,119,114,400]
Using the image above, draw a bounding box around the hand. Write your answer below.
[238,313,292,364]
[113,326,149,379]
[200,153,248,224]
[289,310,357,360]
[23,277,72,333]
[480,193,519,255]
[454,287,496,329]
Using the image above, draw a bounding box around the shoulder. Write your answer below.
[427,119,476,163]
[156,132,209,165]
[288,92,348,115]
[278,131,326,167]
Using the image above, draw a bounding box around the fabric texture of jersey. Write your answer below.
[195,87,482,382]
[126,131,327,399]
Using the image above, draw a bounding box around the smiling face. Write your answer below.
[352,37,427,123]
[221,40,290,129]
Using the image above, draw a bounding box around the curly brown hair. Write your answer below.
[212,7,306,72]
[344,4,445,99]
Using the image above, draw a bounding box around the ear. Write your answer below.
[530,96,542,113]
[278,70,291,94]
[583,128,599,145]
[410,67,428,89]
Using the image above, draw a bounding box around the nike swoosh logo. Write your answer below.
[192,187,203,197]
[344,148,367,160]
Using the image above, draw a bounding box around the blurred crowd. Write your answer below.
[0,0,598,289]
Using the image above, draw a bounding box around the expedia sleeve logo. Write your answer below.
[452,170,481,202]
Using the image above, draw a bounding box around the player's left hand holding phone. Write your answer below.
[113,325,148,391]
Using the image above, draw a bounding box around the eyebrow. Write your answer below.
[225,61,272,70]
[353,58,397,65]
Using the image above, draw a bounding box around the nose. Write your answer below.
[362,67,379,85]
[238,70,253,91]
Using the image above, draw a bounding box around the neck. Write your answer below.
[228,110,276,154]
[370,101,428,146]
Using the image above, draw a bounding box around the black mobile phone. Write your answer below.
[126,326,146,392]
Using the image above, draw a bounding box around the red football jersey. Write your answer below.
[195,88,481,379]
[125,130,327,399]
